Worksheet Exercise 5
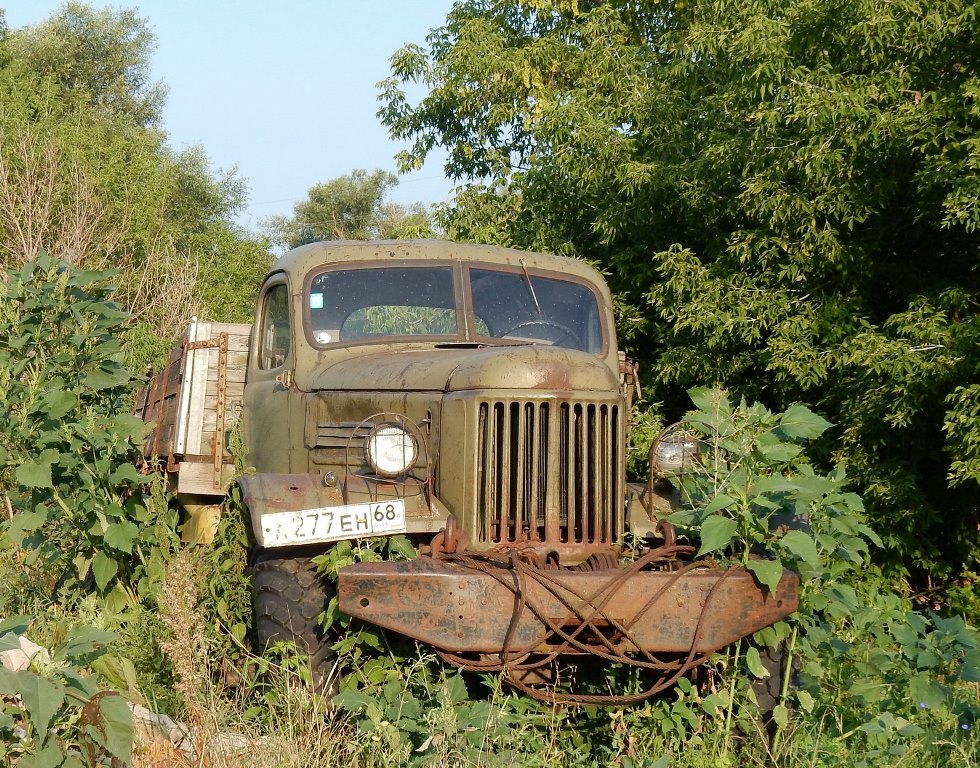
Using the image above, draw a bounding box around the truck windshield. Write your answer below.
[308,266,458,344]
[306,263,604,353]
[468,267,603,353]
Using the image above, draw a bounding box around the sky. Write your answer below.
[1,1,457,232]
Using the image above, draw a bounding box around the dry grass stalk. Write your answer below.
[158,548,209,729]
[0,126,200,337]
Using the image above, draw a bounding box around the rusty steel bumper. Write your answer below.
[338,556,799,656]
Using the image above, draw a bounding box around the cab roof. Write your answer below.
[271,239,606,286]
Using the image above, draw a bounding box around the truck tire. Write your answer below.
[250,551,338,694]
[752,644,785,715]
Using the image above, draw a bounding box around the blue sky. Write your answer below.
[1,1,456,232]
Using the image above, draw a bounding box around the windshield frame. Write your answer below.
[301,259,609,355]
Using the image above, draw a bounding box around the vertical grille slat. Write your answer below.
[476,398,623,552]
[515,403,528,540]
[603,405,613,543]
[562,404,574,543]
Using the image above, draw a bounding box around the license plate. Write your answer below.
[262,499,407,547]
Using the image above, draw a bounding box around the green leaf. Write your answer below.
[30,739,65,768]
[445,673,468,704]
[15,458,55,488]
[960,649,980,682]
[57,625,117,664]
[776,404,833,440]
[756,433,804,462]
[685,386,733,434]
[91,551,119,592]
[42,389,79,420]
[333,689,375,713]
[6,509,49,545]
[103,519,139,554]
[82,367,130,391]
[858,718,886,734]
[91,693,133,762]
[696,515,737,556]
[0,668,65,741]
[110,412,151,436]
[0,615,32,636]
[772,703,789,730]
[746,559,784,594]
[796,690,815,713]
[107,464,141,485]
[386,534,417,560]
[62,754,88,768]
[780,530,820,567]
[745,646,768,679]
[702,493,736,515]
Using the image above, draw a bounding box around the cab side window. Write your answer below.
[259,284,290,369]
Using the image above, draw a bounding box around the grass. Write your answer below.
[1,537,977,768]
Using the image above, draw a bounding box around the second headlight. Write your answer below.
[649,424,701,478]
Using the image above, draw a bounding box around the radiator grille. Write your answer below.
[476,399,623,546]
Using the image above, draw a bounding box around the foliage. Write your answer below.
[314,534,417,637]
[334,664,568,766]
[626,403,664,481]
[198,482,255,670]
[0,616,133,768]
[5,0,164,127]
[266,168,436,248]
[0,4,270,348]
[667,388,979,753]
[379,0,980,606]
[0,254,179,609]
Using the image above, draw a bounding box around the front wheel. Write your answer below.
[251,550,337,693]
[751,642,800,720]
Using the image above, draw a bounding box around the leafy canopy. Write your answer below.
[267,168,436,248]
[0,3,272,360]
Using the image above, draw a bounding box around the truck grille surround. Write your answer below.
[475,398,624,550]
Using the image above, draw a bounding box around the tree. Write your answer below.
[6,1,166,126]
[268,168,435,248]
[0,4,272,359]
[380,0,980,606]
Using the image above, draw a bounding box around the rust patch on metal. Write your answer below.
[338,539,799,704]
[340,556,796,655]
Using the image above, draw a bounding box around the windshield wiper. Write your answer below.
[520,258,543,316]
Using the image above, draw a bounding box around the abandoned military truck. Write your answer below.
[136,239,797,703]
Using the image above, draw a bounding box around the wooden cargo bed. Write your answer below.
[134,319,252,497]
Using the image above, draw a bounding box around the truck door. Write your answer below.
[243,276,295,473]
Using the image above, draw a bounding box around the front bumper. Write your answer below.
[338,555,798,656]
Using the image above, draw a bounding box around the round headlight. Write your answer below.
[365,424,418,477]
[650,426,700,477]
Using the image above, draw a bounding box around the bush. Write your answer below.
[666,388,980,753]
[0,616,133,767]
[0,253,179,609]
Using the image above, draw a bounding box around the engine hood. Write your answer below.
[307,344,620,393]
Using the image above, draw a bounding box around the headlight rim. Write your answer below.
[364,422,419,478]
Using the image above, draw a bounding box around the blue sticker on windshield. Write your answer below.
[310,293,324,309]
